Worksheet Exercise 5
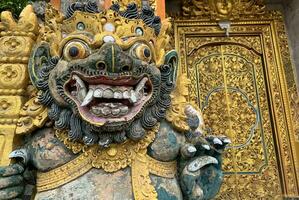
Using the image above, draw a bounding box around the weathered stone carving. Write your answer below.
[0,2,229,199]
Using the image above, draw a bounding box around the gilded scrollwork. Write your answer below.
[55,124,159,172]
[187,39,267,175]
[275,18,299,188]
[289,87,299,142]
[181,0,265,20]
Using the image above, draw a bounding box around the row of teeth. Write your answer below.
[71,75,148,107]
[91,103,129,117]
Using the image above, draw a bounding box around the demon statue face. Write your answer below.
[29,2,177,147]
[0,3,229,200]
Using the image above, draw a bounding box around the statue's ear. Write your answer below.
[28,42,51,88]
[164,50,178,85]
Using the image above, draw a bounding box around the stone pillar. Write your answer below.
[0,5,38,166]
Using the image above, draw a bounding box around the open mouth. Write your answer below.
[64,72,153,126]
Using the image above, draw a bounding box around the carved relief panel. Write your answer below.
[174,19,299,198]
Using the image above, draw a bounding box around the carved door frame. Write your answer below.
[174,16,299,198]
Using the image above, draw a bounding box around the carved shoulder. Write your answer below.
[26,128,76,172]
[148,120,186,162]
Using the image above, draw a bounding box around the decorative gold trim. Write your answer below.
[36,153,177,193]
[132,153,158,200]
[36,154,92,192]
[147,154,177,178]
[166,73,190,132]
[181,0,265,20]
[113,0,157,12]
[54,124,159,172]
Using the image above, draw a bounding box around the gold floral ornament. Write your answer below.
[182,0,265,20]
[0,99,11,111]
[0,65,18,82]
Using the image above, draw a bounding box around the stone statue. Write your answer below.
[0,2,230,200]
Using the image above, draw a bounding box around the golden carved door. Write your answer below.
[174,18,299,198]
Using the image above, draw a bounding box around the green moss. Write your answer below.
[0,0,35,18]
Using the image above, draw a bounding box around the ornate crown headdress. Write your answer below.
[40,2,171,65]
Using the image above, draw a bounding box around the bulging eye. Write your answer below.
[131,43,152,62]
[63,40,89,61]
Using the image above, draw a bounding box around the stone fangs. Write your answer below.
[78,77,148,106]
[70,75,150,118]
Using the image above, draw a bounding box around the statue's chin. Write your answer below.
[64,72,153,126]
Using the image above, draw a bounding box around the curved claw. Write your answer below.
[187,156,218,172]
[201,144,210,150]
[9,149,28,165]
[181,144,197,159]
[180,155,223,200]
[206,135,231,150]
[213,138,223,145]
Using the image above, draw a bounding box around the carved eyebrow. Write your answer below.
[121,35,138,41]
[62,32,94,41]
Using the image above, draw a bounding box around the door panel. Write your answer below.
[174,21,299,198]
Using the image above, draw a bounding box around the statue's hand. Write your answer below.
[179,105,230,199]
[0,163,25,200]
[179,136,230,200]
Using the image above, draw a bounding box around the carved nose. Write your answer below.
[97,43,133,73]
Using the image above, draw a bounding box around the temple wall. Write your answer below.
[283,0,299,88]
[266,0,299,89]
